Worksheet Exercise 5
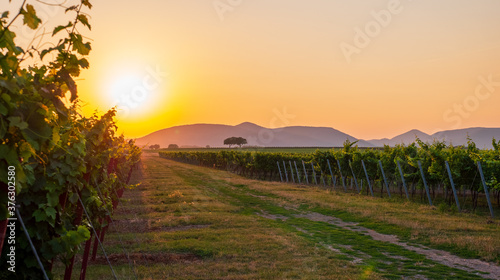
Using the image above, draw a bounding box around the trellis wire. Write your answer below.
[16,207,50,280]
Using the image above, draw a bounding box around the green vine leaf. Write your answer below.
[33,208,47,222]
[52,22,73,36]
[22,4,42,29]
[70,34,91,55]
[8,116,28,130]
[82,0,93,9]
[46,192,59,207]
[77,14,91,30]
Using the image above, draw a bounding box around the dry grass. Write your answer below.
[204,168,500,263]
[52,155,375,280]
[52,156,499,279]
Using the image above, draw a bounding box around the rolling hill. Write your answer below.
[135,122,373,148]
[368,127,500,149]
[135,122,500,149]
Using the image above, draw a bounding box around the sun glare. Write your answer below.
[105,67,168,121]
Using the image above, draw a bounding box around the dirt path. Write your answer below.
[292,212,500,279]
[111,155,500,279]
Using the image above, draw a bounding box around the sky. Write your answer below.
[8,0,500,140]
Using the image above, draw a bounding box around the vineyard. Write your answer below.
[2,0,500,279]
[159,139,500,217]
[1,1,141,279]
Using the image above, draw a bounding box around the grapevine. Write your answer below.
[0,1,141,278]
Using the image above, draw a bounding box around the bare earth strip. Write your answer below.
[293,212,500,279]
[101,153,500,279]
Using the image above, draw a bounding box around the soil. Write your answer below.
[293,212,500,279]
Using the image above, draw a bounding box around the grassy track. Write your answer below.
[60,153,500,279]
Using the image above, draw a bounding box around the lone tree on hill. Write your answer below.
[149,144,160,150]
[224,137,247,148]
[168,144,179,149]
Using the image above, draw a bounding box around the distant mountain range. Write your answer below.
[135,122,500,149]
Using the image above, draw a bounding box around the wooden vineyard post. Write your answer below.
[477,162,494,218]
[361,160,374,197]
[294,161,301,184]
[302,160,309,184]
[80,232,94,280]
[397,160,410,200]
[348,160,360,193]
[417,161,433,206]
[92,219,109,261]
[336,159,347,192]
[310,162,318,185]
[289,161,295,183]
[90,220,102,261]
[327,159,335,189]
[378,161,391,198]
[444,161,461,212]
[277,161,283,182]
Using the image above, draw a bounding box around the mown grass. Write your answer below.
[53,155,499,279]
[171,168,489,279]
[210,172,500,264]
[52,155,368,279]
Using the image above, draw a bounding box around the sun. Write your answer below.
[105,67,167,120]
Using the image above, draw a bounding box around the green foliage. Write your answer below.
[160,139,500,198]
[0,1,141,278]
[149,144,161,149]
[223,136,247,148]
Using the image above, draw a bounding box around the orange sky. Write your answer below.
[10,0,500,140]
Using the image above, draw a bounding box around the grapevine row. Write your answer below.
[159,139,500,213]
[1,1,141,279]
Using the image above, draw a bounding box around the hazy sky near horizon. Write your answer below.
[11,0,500,139]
